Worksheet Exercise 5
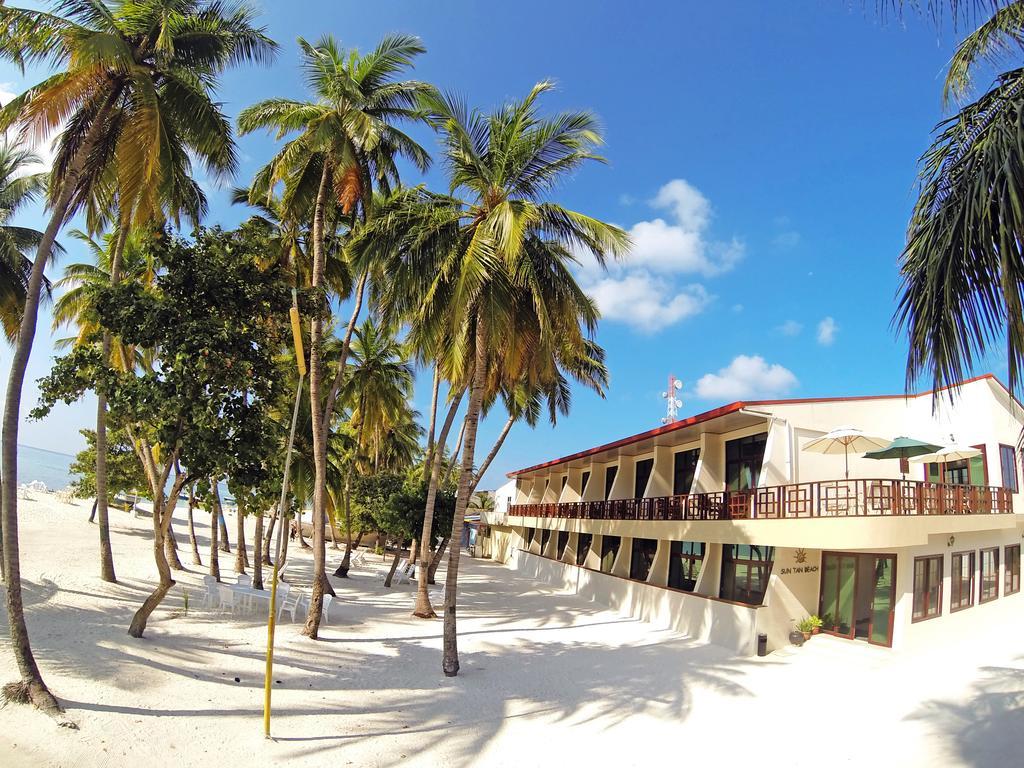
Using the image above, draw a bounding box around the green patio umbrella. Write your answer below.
[863,436,941,479]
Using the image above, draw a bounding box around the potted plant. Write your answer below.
[808,615,823,635]
[796,616,816,641]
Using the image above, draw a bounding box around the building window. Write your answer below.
[581,471,591,496]
[927,444,987,486]
[604,466,618,500]
[599,536,620,573]
[576,533,592,566]
[725,433,768,491]
[951,551,975,611]
[540,529,551,554]
[912,555,943,622]
[673,449,700,495]
[630,538,658,581]
[557,531,569,560]
[720,545,775,604]
[525,527,535,548]
[1000,444,1018,492]
[980,547,1000,603]
[634,458,653,498]
[561,475,568,491]
[1005,545,1020,595]
[668,541,704,591]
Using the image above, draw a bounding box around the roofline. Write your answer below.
[507,373,1007,477]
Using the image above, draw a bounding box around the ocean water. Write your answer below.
[16,444,76,491]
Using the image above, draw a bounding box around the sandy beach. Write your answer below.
[1,495,1022,767]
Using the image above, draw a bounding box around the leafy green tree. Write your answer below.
[0,0,276,715]
[34,226,289,638]
[353,82,628,671]
[69,426,147,504]
[238,34,434,638]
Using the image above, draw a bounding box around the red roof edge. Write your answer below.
[507,401,748,476]
[507,373,1007,478]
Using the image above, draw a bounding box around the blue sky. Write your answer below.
[0,1,1006,488]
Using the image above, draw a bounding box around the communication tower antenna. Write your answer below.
[661,375,683,424]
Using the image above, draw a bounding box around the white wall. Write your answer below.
[516,551,762,655]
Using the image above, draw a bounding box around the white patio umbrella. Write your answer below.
[910,444,982,484]
[802,426,890,479]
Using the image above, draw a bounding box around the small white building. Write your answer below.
[476,374,1024,655]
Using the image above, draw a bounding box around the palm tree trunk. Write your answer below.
[0,86,120,714]
[94,223,130,584]
[262,503,277,565]
[303,162,331,640]
[428,536,449,585]
[186,487,202,566]
[218,505,230,553]
[383,547,403,588]
[209,480,221,582]
[323,270,368,426]
[334,478,354,577]
[469,413,516,497]
[327,507,339,549]
[165,518,184,571]
[407,538,418,578]
[413,386,466,618]
[253,513,264,590]
[296,507,309,548]
[442,315,488,676]
[451,420,467,464]
[234,507,246,573]
[424,366,441,480]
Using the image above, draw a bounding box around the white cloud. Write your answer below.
[624,179,744,277]
[731,303,744,313]
[586,272,712,333]
[817,316,838,346]
[578,178,743,334]
[777,320,802,336]
[0,82,57,176]
[695,355,799,401]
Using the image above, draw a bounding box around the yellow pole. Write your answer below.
[264,290,307,738]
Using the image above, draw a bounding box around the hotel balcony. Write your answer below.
[510,478,1013,522]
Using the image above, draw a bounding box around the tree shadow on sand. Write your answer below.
[2,522,767,768]
[905,659,1024,767]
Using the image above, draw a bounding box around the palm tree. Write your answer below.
[0,142,50,344]
[354,82,628,674]
[0,0,276,716]
[238,34,434,638]
[895,2,1024,391]
[333,318,416,573]
[53,227,162,581]
[472,337,609,498]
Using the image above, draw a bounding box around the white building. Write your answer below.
[476,374,1024,655]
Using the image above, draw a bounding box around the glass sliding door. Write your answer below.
[819,552,895,647]
[820,553,856,637]
[869,556,895,645]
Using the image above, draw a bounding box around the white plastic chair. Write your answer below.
[280,586,306,622]
[379,558,407,583]
[201,575,219,609]
[322,593,335,625]
[217,583,238,614]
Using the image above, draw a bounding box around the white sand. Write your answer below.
[1,496,1023,767]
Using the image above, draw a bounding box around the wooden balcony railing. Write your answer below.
[508,478,1014,521]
